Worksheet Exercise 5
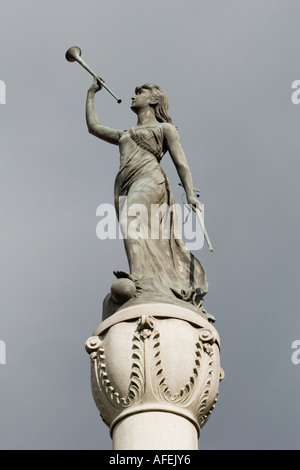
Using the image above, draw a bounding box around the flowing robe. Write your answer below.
[113,123,209,311]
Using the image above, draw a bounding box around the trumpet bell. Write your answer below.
[65,45,122,103]
[65,46,82,62]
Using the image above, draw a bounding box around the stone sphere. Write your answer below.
[111,278,136,304]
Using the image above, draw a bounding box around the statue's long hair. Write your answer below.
[135,84,173,124]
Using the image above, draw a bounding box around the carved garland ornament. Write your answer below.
[85,315,222,428]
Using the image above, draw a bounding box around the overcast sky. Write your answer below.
[1,0,299,450]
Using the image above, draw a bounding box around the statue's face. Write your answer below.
[131,88,153,112]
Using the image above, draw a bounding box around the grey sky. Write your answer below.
[1,0,299,449]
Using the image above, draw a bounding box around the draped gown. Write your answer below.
[110,122,211,319]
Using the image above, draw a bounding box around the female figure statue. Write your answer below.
[86,79,213,321]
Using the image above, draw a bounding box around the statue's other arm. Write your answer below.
[163,123,202,210]
[86,79,124,145]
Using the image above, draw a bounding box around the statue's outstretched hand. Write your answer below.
[88,77,104,93]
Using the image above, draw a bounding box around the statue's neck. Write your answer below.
[136,107,158,127]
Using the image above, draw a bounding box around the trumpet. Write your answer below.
[65,46,122,104]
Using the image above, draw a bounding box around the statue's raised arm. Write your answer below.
[86,78,124,145]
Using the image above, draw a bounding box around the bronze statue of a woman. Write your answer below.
[86,79,213,322]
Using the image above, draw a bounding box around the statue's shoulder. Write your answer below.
[161,122,180,139]
[161,122,177,132]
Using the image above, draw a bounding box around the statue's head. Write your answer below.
[133,84,173,124]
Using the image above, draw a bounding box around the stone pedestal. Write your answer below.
[85,303,224,450]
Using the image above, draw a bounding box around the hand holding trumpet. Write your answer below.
[88,77,104,94]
